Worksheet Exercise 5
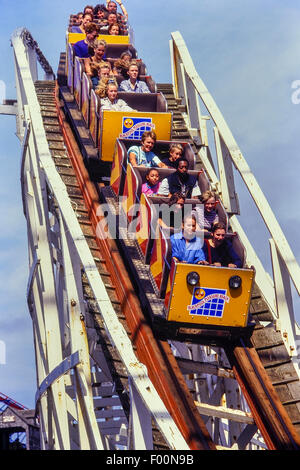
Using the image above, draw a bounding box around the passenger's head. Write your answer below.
[77,12,83,22]
[176,158,189,175]
[182,214,197,239]
[107,1,118,14]
[112,58,126,75]
[169,143,183,162]
[83,5,94,16]
[94,4,107,19]
[82,12,93,28]
[199,190,217,213]
[94,39,107,60]
[107,12,118,24]
[168,192,186,209]
[108,22,120,35]
[98,62,111,78]
[127,62,139,81]
[120,51,132,63]
[106,81,118,102]
[84,23,99,42]
[145,168,159,186]
[141,131,157,153]
[211,222,226,246]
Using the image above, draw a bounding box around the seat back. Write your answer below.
[134,193,155,262]
[73,56,83,109]
[149,224,172,298]
[67,43,74,93]
[81,73,92,126]
[110,139,128,196]
[117,92,167,112]
[89,88,100,145]
[121,162,140,223]
[105,44,137,58]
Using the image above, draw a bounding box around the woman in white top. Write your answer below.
[100,81,133,111]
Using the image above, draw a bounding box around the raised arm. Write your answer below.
[116,0,128,20]
[106,0,128,20]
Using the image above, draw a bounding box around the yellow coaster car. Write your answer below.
[166,262,255,329]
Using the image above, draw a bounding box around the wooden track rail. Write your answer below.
[226,340,300,450]
[57,76,300,449]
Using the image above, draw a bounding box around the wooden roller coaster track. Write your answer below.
[11,26,300,450]
[35,69,300,449]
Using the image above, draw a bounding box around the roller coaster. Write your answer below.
[6,9,300,450]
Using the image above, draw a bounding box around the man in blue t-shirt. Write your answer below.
[73,23,99,58]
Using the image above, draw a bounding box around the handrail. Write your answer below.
[170,31,300,361]
[14,28,55,79]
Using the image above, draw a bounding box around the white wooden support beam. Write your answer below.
[214,127,240,214]
[13,51,27,140]
[222,377,245,447]
[197,146,219,188]
[35,352,80,404]
[170,40,184,103]
[194,400,254,424]
[15,48,71,449]
[21,113,71,449]
[229,215,277,317]
[169,39,176,97]
[270,239,300,366]
[128,377,153,450]
[0,104,18,115]
[20,118,31,216]
[59,215,106,450]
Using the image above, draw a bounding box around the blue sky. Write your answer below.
[0,0,299,409]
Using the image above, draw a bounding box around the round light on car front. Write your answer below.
[229,275,242,289]
[186,271,200,286]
